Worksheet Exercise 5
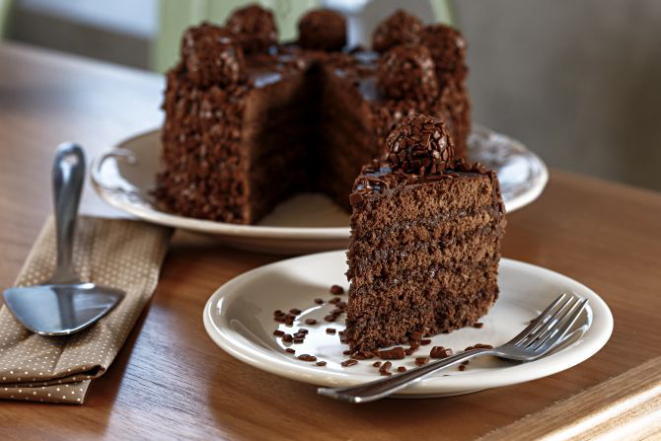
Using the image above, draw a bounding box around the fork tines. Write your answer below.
[517,293,589,353]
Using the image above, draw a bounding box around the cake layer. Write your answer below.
[348,225,503,285]
[349,203,497,244]
[350,258,500,300]
[345,270,498,352]
[350,173,500,233]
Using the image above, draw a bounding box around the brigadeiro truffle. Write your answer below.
[372,9,423,53]
[226,4,278,53]
[298,9,346,51]
[419,23,468,81]
[377,44,439,101]
[181,23,246,88]
[385,114,454,175]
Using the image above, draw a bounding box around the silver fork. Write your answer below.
[318,293,589,403]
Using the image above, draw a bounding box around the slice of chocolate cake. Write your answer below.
[345,115,506,354]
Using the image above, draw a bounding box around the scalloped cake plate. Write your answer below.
[91,125,548,254]
[203,252,613,398]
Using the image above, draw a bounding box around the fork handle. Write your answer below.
[317,348,493,403]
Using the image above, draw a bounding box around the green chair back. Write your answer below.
[0,0,12,39]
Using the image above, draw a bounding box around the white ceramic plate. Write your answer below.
[203,252,612,397]
[92,126,548,254]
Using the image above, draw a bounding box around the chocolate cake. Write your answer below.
[155,5,471,223]
[345,115,506,353]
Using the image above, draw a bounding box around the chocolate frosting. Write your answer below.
[349,115,489,206]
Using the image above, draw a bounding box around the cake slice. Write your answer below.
[345,115,506,354]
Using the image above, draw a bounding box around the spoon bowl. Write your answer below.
[2,143,125,336]
[4,283,124,336]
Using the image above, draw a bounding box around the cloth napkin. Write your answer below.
[0,216,172,404]
[479,356,661,440]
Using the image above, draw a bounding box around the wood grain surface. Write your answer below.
[1,42,660,440]
[479,356,661,440]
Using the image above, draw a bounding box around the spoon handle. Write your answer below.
[51,143,85,284]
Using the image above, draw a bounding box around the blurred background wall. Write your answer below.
[2,0,661,191]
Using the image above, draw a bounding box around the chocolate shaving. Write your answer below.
[378,347,406,360]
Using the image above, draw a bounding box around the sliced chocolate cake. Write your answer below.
[345,115,506,354]
[155,5,472,223]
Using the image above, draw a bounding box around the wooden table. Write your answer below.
[1,42,660,440]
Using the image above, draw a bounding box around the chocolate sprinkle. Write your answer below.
[341,359,358,367]
[378,347,406,360]
[330,285,345,295]
[297,354,317,362]
[430,346,453,359]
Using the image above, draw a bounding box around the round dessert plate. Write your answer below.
[203,252,612,398]
[91,125,548,254]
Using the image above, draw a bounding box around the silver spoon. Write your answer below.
[3,143,124,336]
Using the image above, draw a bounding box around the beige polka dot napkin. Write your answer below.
[0,216,172,404]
